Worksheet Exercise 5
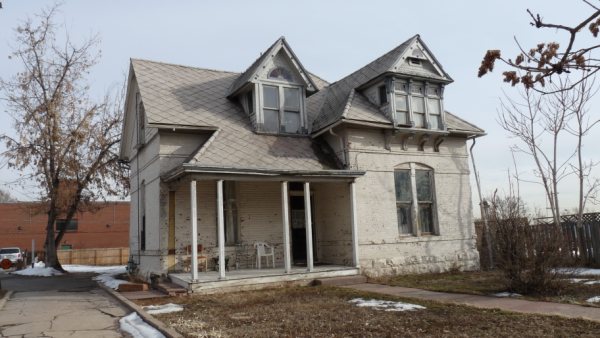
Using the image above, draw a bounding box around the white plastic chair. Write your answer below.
[254,242,275,269]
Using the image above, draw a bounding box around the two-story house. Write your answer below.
[119,35,484,292]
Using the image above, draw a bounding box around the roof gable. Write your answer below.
[228,37,318,97]
[391,36,453,82]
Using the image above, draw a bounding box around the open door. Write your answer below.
[289,193,316,265]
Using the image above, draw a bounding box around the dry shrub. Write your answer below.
[488,195,572,295]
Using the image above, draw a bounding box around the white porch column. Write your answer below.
[281,181,291,273]
[304,182,314,272]
[217,180,226,279]
[190,180,198,282]
[350,181,360,268]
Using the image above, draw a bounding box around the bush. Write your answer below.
[488,195,572,295]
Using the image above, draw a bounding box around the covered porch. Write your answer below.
[162,166,364,292]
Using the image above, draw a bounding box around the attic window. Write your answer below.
[268,67,293,82]
[262,84,302,134]
[409,58,422,66]
[378,85,388,105]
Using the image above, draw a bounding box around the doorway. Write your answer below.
[289,192,317,265]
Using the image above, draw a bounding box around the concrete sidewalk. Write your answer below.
[346,283,600,322]
[0,289,129,337]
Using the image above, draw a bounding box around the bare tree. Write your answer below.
[0,6,127,271]
[0,188,16,202]
[478,1,600,91]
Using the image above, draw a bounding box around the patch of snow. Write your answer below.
[119,313,165,338]
[143,303,184,315]
[349,298,425,312]
[493,292,522,298]
[567,278,589,283]
[557,268,600,276]
[586,296,600,303]
[584,280,600,285]
[12,266,62,277]
[34,261,46,268]
[94,273,128,290]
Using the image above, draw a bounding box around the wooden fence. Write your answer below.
[537,213,600,265]
[57,247,129,266]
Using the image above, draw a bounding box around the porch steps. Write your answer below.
[155,282,188,296]
[313,275,367,286]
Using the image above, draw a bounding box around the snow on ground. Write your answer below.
[119,313,165,338]
[12,265,63,277]
[557,268,600,276]
[586,296,600,303]
[493,292,523,298]
[567,278,588,283]
[63,265,129,290]
[349,298,425,312]
[584,280,600,285]
[143,303,184,315]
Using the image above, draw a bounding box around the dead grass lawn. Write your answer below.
[373,270,600,306]
[136,286,600,337]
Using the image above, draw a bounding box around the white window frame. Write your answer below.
[258,80,306,135]
[393,163,439,236]
[392,78,445,131]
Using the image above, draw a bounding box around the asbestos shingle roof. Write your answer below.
[342,90,391,124]
[445,112,485,134]
[132,59,339,172]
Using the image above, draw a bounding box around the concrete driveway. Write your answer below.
[0,271,130,337]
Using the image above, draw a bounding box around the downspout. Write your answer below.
[469,137,494,269]
[329,127,348,169]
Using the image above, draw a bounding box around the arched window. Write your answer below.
[268,67,293,82]
[394,163,437,235]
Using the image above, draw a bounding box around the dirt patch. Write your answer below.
[135,286,600,337]
[373,270,600,306]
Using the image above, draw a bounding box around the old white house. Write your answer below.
[119,35,484,292]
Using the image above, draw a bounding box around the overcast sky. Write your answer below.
[0,0,598,216]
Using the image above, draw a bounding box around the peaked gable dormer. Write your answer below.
[228,37,318,135]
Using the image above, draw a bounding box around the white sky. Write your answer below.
[0,0,599,216]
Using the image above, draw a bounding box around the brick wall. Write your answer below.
[0,202,129,250]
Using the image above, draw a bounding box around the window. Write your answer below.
[246,91,254,114]
[136,93,145,145]
[140,180,146,251]
[268,67,294,82]
[223,181,239,245]
[393,80,444,130]
[56,219,78,232]
[262,84,302,134]
[394,164,437,235]
[378,85,388,105]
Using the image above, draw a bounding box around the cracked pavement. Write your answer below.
[0,272,130,337]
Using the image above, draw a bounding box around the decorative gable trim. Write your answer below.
[391,36,453,83]
[228,37,319,98]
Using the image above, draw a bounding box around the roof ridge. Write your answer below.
[341,89,356,118]
[131,58,240,75]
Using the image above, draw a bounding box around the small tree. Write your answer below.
[0,6,127,271]
[0,188,17,202]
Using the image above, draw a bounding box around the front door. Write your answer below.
[289,194,316,265]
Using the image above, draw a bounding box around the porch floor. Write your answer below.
[169,265,359,293]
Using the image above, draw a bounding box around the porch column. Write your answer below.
[304,182,314,272]
[217,180,226,279]
[281,181,291,273]
[190,180,198,282]
[350,181,360,268]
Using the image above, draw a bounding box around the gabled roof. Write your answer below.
[228,37,319,97]
[308,35,454,133]
[131,59,341,173]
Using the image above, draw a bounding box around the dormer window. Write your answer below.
[393,79,444,130]
[262,84,302,134]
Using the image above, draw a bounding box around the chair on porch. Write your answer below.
[182,244,208,272]
[234,243,254,269]
[254,242,275,269]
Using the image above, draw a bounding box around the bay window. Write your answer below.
[393,79,444,130]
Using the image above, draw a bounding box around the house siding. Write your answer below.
[343,127,479,277]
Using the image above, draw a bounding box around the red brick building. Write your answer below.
[0,202,129,250]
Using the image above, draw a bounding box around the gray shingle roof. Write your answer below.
[132,59,339,172]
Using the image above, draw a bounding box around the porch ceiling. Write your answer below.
[162,164,365,183]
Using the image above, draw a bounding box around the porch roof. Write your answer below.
[162,163,365,182]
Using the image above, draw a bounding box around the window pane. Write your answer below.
[411,83,424,95]
[395,94,407,111]
[412,96,425,113]
[283,87,300,110]
[263,85,279,109]
[414,112,425,128]
[397,204,412,234]
[427,98,440,115]
[396,111,409,125]
[379,85,388,104]
[283,111,300,133]
[394,170,412,201]
[430,115,443,130]
[419,204,434,233]
[416,170,432,201]
[263,109,279,132]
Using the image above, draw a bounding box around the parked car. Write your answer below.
[0,247,23,269]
